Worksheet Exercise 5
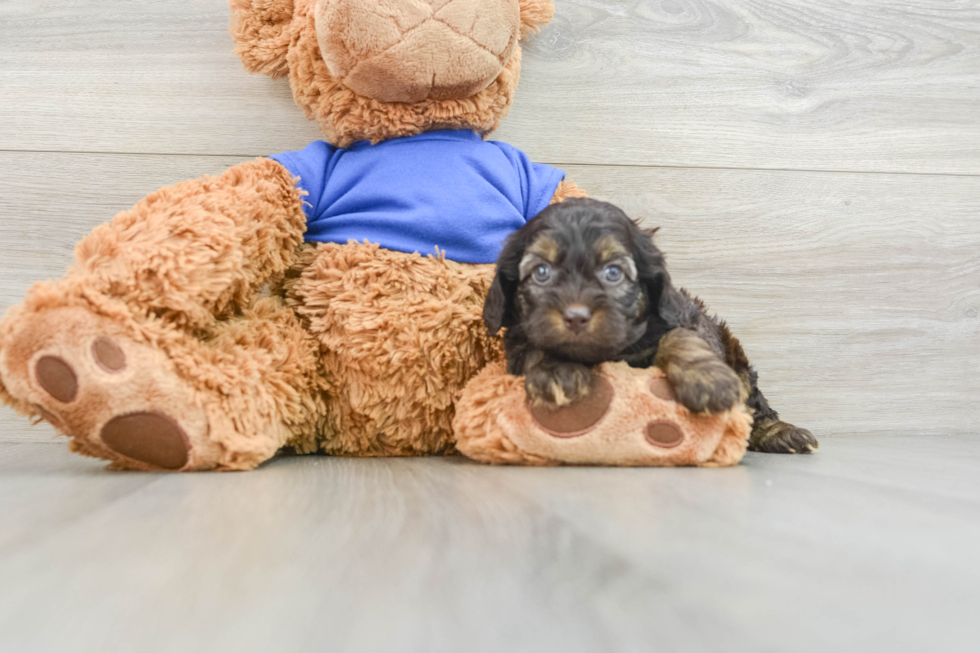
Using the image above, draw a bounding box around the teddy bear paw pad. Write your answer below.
[0,306,209,470]
[100,412,190,470]
[648,377,678,402]
[91,337,126,372]
[529,375,614,438]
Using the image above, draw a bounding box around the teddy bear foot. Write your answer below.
[0,306,214,470]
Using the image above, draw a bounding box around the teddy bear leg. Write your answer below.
[0,295,325,471]
[68,157,306,329]
[0,158,320,469]
[286,243,501,456]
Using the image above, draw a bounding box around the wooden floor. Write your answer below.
[1,1,979,650]
[1,435,980,652]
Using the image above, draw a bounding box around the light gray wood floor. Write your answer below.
[1,0,979,650]
[2,435,980,653]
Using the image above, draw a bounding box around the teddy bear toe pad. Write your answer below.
[1,306,210,471]
[648,377,678,402]
[34,355,79,403]
[92,336,127,372]
[645,421,685,448]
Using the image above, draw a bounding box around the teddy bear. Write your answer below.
[0,0,750,471]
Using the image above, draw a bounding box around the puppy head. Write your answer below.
[484,198,670,364]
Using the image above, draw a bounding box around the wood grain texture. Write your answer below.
[1,436,979,653]
[508,0,980,173]
[563,164,980,438]
[0,152,977,444]
[1,0,979,173]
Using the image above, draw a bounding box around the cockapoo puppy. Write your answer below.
[483,198,817,454]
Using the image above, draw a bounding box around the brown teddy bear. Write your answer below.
[0,0,750,471]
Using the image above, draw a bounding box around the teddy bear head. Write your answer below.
[230,0,555,146]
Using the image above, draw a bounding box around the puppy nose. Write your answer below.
[563,305,592,333]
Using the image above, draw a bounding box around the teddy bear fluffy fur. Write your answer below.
[0,0,589,470]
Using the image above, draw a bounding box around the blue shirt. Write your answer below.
[270,130,565,264]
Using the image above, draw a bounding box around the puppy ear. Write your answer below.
[483,232,527,336]
[229,0,295,79]
[519,0,555,39]
[483,276,515,337]
[629,220,687,328]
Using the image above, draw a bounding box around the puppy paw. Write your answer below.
[749,420,819,454]
[655,329,739,414]
[525,360,592,407]
[669,359,740,414]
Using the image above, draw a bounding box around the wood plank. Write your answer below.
[487,434,980,652]
[508,0,980,173]
[745,432,980,503]
[0,445,750,653]
[0,442,155,555]
[1,438,979,652]
[1,0,979,173]
[1,151,976,442]
[561,164,980,438]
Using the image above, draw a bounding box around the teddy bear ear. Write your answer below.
[229,0,295,79]
[518,0,555,39]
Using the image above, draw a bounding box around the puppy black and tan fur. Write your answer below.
[484,198,817,454]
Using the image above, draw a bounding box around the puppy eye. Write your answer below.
[602,264,624,284]
[533,264,552,284]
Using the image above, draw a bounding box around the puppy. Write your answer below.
[483,198,817,454]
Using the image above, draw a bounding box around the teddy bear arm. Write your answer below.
[69,157,306,329]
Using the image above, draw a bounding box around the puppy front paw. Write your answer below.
[669,359,740,414]
[524,359,592,407]
[750,420,819,454]
[655,329,740,414]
